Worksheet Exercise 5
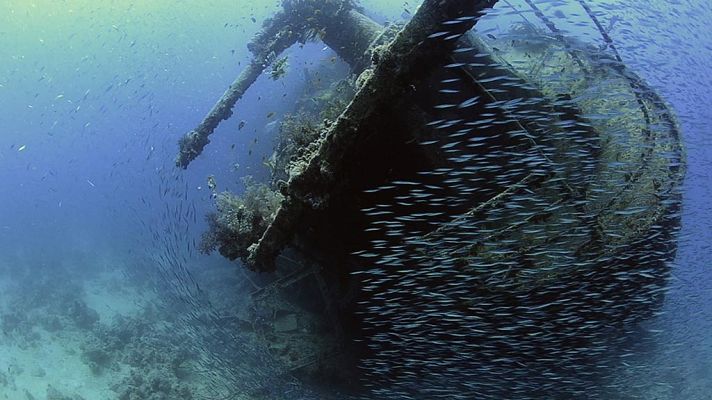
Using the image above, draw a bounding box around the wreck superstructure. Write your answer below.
[177,0,685,397]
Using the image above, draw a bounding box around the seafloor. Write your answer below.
[0,245,248,400]
[0,243,710,399]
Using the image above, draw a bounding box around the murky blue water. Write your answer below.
[0,1,710,399]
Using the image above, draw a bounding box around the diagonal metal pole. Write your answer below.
[176,30,299,169]
[247,0,501,271]
[175,4,384,169]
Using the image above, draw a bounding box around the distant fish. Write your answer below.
[146,145,155,161]
[17,144,26,152]
[605,16,621,34]
[265,120,278,132]
[427,31,452,39]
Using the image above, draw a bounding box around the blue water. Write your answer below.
[0,1,710,399]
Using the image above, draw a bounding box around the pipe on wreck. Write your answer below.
[176,2,384,169]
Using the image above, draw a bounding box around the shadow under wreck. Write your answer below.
[178,0,685,398]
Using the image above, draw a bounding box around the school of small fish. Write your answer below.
[350,7,684,399]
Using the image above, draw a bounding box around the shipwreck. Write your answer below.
[177,0,685,398]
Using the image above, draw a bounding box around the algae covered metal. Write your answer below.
[178,0,685,397]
